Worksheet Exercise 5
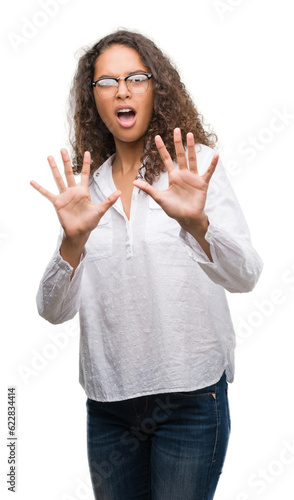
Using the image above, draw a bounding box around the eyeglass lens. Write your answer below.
[95,74,150,98]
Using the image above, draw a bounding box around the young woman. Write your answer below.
[31,30,263,500]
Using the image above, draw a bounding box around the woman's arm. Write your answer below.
[32,149,121,323]
[178,160,263,293]
[134,128,263,293]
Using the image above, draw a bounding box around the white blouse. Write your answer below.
[36,144,263,402]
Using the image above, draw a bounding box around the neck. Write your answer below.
[112,138,144,176]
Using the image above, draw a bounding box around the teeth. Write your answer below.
[118,108,132,113]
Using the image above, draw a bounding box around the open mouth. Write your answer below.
[116,108,137,128]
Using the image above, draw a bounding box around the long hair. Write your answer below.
[68,29,217,184]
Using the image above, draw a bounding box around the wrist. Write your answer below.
[60,232,89,273]
[181,214,212,261]
[180,214,209,239]
[62,231,90,251]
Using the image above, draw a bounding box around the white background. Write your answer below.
[1,1,294,499]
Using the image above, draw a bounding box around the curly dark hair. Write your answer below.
[68,29,217,184]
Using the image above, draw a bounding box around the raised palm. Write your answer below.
[133,128,218,231]
[31,149,121,240]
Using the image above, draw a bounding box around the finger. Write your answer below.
[60,149,76,187]
[48,155,67,193]
[186,132,198,173]
[174,128,187,170]
[155,135,174,173]
[133,179,161,204]
[98,190,121,216]
[203,154,219,183]
[30,180,57,203]
[80,151,91,187]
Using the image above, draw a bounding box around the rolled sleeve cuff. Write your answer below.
[179,224,263,293]
[42,243,87,281]
[179,224,218,264]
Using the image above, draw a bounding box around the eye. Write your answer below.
[97,78,117,87]
[127,74,148,83]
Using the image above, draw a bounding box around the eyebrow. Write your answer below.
[95,70,148,79]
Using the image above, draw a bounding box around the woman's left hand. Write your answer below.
[133,128,219,234]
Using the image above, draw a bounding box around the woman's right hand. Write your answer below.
[31,149,121,270]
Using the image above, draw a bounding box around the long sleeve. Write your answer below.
[36,234,85,324]
[180,147,263,293]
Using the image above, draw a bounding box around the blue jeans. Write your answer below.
[86,372,230,500]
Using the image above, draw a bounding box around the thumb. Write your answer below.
[133,180,160,203]
[98,190,121,216]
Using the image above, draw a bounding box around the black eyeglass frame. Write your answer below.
[92,72,153,97]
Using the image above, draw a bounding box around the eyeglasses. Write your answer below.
[92,72,153,99]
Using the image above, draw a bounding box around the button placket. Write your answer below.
[126,221,133,258]
[125,186,139,259]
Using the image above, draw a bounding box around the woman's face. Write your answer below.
[93,44,154,148]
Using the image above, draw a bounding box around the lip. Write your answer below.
[115,105,137,128]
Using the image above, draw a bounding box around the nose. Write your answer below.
[116,79,131,99]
